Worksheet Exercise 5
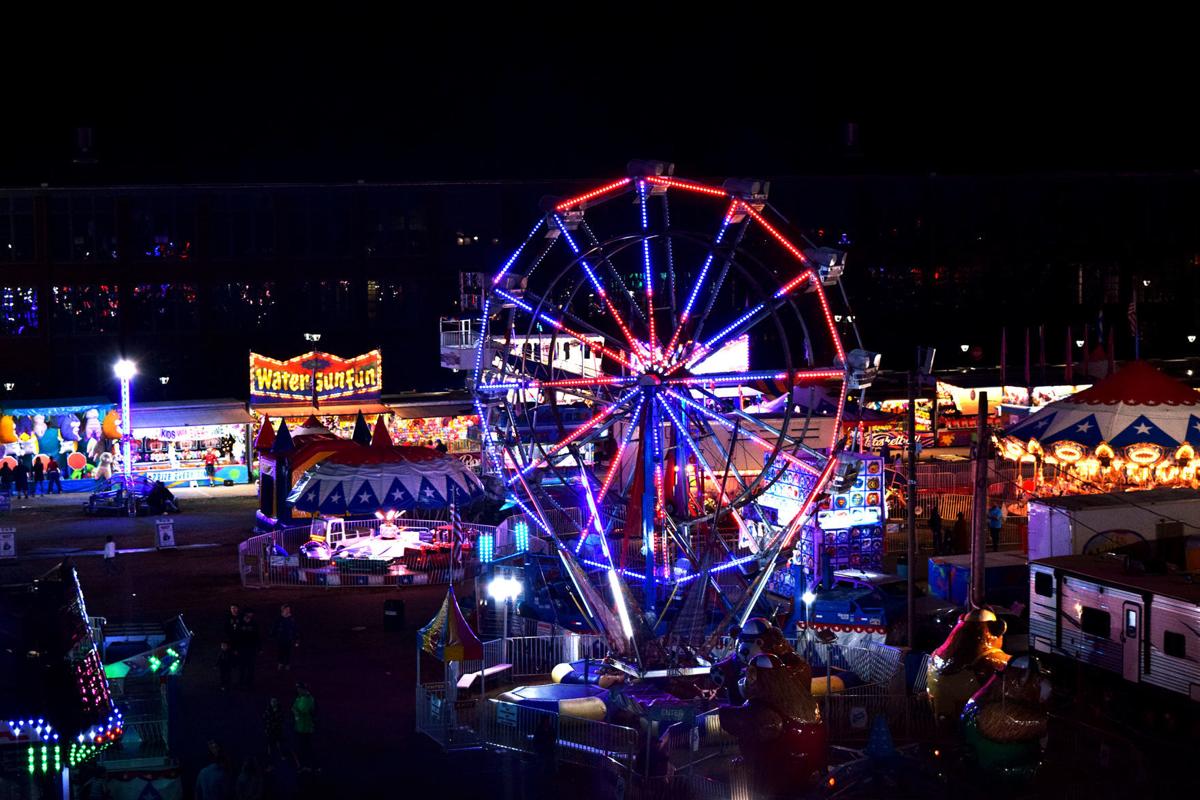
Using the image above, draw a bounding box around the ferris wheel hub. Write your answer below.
[637,373,663,387]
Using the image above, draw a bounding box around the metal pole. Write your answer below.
[970,391,989,610]
[121,376,132,479]
[905,369,917,647]
[642,400,658,616]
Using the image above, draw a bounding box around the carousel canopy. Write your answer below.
[286,452,485,513]
[418,586,482,662]
[1004,362,1200,449]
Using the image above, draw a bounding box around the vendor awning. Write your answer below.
[130,399,255,429]
[252,402,392,417]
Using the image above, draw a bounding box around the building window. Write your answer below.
[0,286,38,335]
[129,195,196,261]
[52,285,120,334]
[49,194,118,262]
[1080,606,1111,638]
[131,284,199,333]
[0,194,34,262]
[1163,630,1186,659]
[213,283,276,329]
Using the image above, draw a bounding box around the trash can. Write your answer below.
[895,555,908,579]
[383,599,405,632]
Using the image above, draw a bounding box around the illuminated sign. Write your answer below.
[250,350,382,405]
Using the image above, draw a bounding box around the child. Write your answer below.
[217,641,234,691]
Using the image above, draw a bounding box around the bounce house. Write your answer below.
[255,413,483,529]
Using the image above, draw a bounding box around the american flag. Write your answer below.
[1128,294,1138,337]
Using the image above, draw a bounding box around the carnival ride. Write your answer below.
[473,163,870,674]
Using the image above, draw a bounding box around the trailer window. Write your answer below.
[1034,572,1053,597]
[1164,630,1186,658]
[1080,607,1111,638]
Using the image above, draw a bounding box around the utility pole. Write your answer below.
[970,391,989,609]
[905,369,917,647]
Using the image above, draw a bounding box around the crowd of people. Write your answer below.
[0,457,64,497]
[199,603,317,799]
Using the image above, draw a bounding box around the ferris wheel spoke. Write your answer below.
[663,200,739,356]
[518,287,635,357]
[579,222,650,329]
[553,215,646,356]
[494,288,636,371]
[686,405,781,551]
[508,388,640,483]
[665,368,844,388]
[661,191,678,332]
[477,375,638,394]
[654,395,753,544]
[673,272,820,374]
[578,396,646,554]
[636,181,658,353]
[665,387,823,476]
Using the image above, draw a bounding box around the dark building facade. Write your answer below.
[3,172,1200,403]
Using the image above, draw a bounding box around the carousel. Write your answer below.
[999,361,1200,494]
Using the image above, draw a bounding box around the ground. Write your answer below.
[1,486,573,800]
[3,485,1197,798]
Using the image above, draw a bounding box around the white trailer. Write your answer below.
[1029,553,1200,701]
[1027,488,1200,560]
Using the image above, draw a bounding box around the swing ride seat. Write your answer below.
[457,662,513,690]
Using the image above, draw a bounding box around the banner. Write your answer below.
[250,350,382,406]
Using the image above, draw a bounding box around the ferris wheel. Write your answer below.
[473,162,863,622]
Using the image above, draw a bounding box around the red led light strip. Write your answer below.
[644,175,728,197]
[809,278,847,362]
[554,178,632,211]
[736,201,808,263]
[514,392,636,477]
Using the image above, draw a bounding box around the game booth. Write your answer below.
[247,349,392,438]
[999,361,1200,494]
[252,414,487,586]
[129,399,255,487]
[1,397,121,493]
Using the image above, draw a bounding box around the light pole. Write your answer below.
[487,574,523,656]
[114,360,137,479]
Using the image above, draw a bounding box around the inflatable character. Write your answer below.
[926,607,1010,724]
[718,651,827,794]
[0,415,16,444]
[83,410,103,458]
[101,409,122,440]
[32,414,47,439]
[962,655,1051,780]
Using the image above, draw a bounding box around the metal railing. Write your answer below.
[238,518,498,589]
[477,699,638,769]
[502,634,608,679]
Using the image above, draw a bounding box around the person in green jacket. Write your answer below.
[292,682,316,769]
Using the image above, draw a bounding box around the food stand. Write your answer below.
[129,399,255,486]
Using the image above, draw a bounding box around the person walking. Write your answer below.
[30,457,44,496]
[217,641,234,692]
[951,512,969,555]
[880,442,892,464]
[236,609,261,689]
[103,535,118,575]
[988,502,1004,552]
[928,503,943,555]
[0,461,11,496]
[263,698,287,761]
[45,459,62,494]
[272,604,298,671]
[13,461,28,498]
[292,683,316,770]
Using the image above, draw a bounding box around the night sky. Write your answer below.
[4,39,1196,186]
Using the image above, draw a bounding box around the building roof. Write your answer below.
[1029,487,1200,512]
[1033,552,1200,606]
[130,399,255,429]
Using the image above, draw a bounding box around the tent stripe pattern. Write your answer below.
[287,458,484,513]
